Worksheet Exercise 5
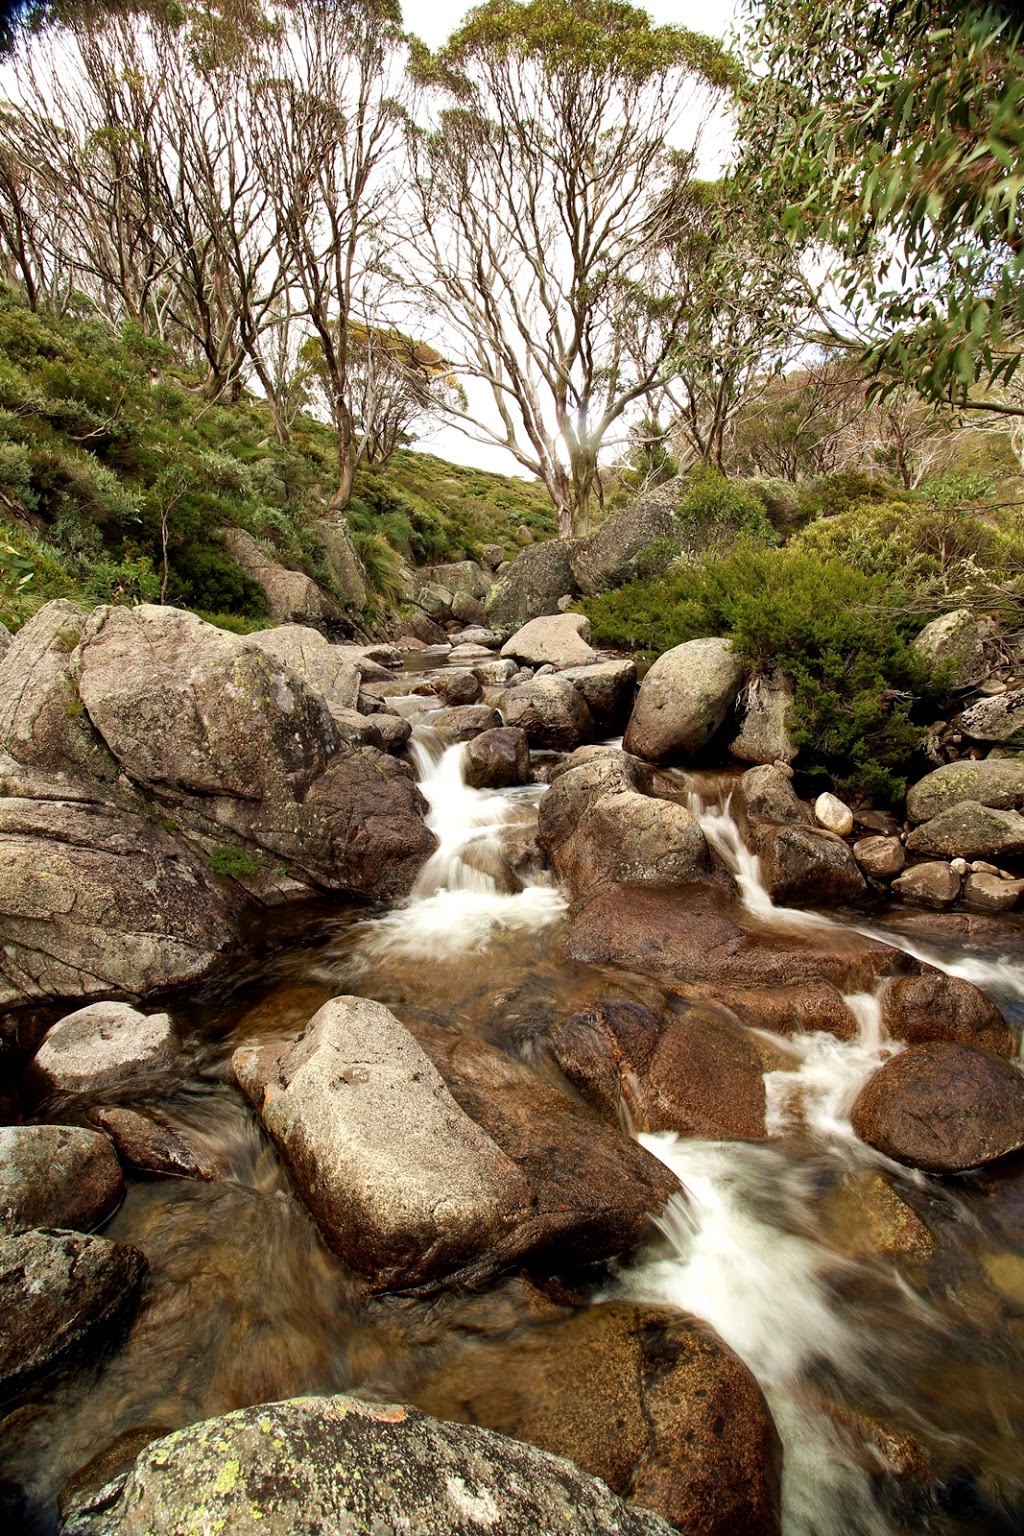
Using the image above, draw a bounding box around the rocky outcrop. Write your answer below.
[905,801,1024,860]
[501,613,598,668]
[62,1396,676,1536]
[416,560,492,601]
[222,528,351,632]
[912,609,988,689]
[0,1228,146,1397]
[415,1301,782,1536]
[485,540,578,633]
[29,1002,178,1095]
[0,621,10,661]
[244,624,361,714]
[906,760,1024,823]
[544,999,769,1141]
[959,687,1024,745]
[235,998,677,1292]
[851,1042,1024,1173]
[314,516,368,610]
[462,727,531,790]
[728,669,796,766]
[0,789,241,1009]
[569,482,683,596]
[501,676,595,750]
[0,1125,123,1233]
[623,639,744,763]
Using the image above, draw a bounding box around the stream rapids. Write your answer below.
[5,689,1024,1536]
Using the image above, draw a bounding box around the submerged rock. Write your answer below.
[29,1002,178,1096]
[0,1227,146,1397]
[623,639,744,764]
[415,1302,782,1536]
[851,1042,1024,1173]
[0,1125,123,1233]
[61,1395,675,1536]
[88,1108,217,1181]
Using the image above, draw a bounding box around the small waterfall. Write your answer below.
[347,726,566,962]
[620,1137,905,1536]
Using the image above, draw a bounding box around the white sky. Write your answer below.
[406,0,744,476]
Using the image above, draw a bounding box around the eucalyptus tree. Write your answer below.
[250,0,410,508]
[407,0,736,538]
[741,0,1024,414]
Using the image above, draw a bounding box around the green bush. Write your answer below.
[580,540,927,802]
[208,843,263,879]
[676,467,779,551]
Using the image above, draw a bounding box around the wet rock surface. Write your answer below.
[462,727,530,790]
[750,820,867,907]
[88,1108,217,1181]
[878,973,1014,1055]
[29,1003,178,1096]
[554,791,721,908]
[851,1042,1024,1173]
[0,1125,123,1233]
[0,1228,146,1398]
[62,1395,676,1536]
[501,675,594,750]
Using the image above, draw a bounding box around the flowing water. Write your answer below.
[5,702,1024,1534]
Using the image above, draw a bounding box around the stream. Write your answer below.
[4,681,1024,1535]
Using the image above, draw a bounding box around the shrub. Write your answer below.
[676,467,779,551]
[208,843,263,879]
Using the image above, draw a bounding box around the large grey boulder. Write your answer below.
[959,688,1024,746]
[0,1228,146,1397]
[29,1001,178,1096]
[233,997,532,1291]
[554,791,719,906]
[222,528,348,631]
[570,481,683,595]
[907,760,1024,823]
[500,613,597,668]
[501,676,595,751]
[906,801,1024,860]
[624,638,745,763]
[244,624,361,713]
[0,791,240,1009]
[416,560,492,600]
[485,540,578,633]
[912,609,988,689]
[62,1396,675,1536]
[728,668,796,765]
[0,1125,123,1233]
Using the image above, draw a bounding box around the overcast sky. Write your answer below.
[409,0,744,475]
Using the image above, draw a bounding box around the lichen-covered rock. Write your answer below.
[912,609,988,689]
[244,625,361,713]
[0,1125,123,1233]
[560,659,637,733]
[728,668,796,766]
[501,676,594,751]
[851,1042,1024,1173]
[0,1228,146,1397]
[500,613,597,669]
[417,560,492,601]
[905,801,1024,860]
[906,760,1024,823]
[0,793,240,1009]
[61,1396,676,1536]
[29,1002,178,1096]
[0,621,10,661]
[569,481,684,596]
[485,541,578,633]
[233,997,532,1291]
[959,687,1024,746]
[623,639,744,763]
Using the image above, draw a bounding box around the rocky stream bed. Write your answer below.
[0,600,1023,1535]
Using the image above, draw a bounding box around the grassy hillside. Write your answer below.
[0,289,556,633]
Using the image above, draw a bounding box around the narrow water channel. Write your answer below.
[5,700,1024,1535]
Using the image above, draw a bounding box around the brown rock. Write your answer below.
[853,835,906,880]
[559,659,637,732]
[821,1169,935,1261]
[878,973,1014,1055]
[89,1108,217,1181]
[537,752,644,853]
[502,676,595,751]
[963,872,1024,912]
[426,704,503,744]
[737,765,808,824]
[671,983,859,1041]
[554,791,721,907]
[891,861,961,909]
[432,669,482,707]
[415,1302,781,1536]
[851,1041,1024,1173]
[751,820,867,906]
[462,727,531,790]
[545,1000,769,1140]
